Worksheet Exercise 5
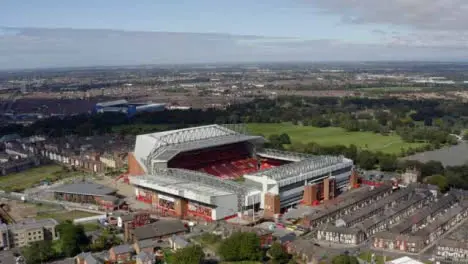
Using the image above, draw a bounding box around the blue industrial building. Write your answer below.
[94,100,166,117]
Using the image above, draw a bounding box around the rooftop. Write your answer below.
[389,191,459,233]
[338,187,415,224]
[437,238,468,249]
[250,155,351,182]
[130,172,235,199]
[132,220,187,241]
[414,204,466,237]
[51,182,117,196]
[135,124,264,166]
[303,184,393,222]
[0,218,58,231]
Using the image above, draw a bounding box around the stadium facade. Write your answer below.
[128,124,354,221]
[94,100,166,117]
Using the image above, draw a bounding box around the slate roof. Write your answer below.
[132,220,187,241]
[112,244,134,254]
[51,182,117,196]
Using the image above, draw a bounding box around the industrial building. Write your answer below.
[94,99,166,117]
[127,124,354,221]
[50,182,127,211]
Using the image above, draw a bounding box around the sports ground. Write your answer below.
[247,123,426,155]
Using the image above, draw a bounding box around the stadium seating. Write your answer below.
[169,144,287,179]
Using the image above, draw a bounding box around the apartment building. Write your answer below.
[0,218,59,249]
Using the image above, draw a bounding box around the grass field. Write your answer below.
[358,252,392,264]
[0,165,83,192]
[247,123,426,155]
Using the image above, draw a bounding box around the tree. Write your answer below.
[268,242,290,264]
[421,160,445,178]
[332,255,359,264]
[218,232,263,262]
[425,174,449,192]
[22,241,55,264]
[378,155,398,172]
[278,133,291,145]
[171,245,204,264]
[57,221,90,257]
[357,151,378,170]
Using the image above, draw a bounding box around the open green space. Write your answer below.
[358,252,392,264]
[36,210,101,223]
[0,165,84,192]
[247,123,427,155]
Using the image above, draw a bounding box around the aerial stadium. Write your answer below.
[127,124,354,221]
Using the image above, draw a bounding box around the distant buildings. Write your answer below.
[94,99,166,117]
[0,218,59,249]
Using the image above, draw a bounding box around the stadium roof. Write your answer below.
[51,182,117,196]
[248,155,353,186]
[130,168,250,209]
[135,125,264,171]
[96,99,128,107]
[257,149,313,162]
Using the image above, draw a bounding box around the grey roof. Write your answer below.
[0,218,58,232]
[136,251,153,261]
[403,142,468,167]
[338,187,414,224]
[137,238,166,249]
[304,184,393,222]
[119,213,135,222]
[132,220,187,240]
[358,193,428,230]
[317,224,363,235]
[437,239,468,249]
[51,182,117,196]
[390,191,459,234]
[170,235,189,248]
[76,252,103,264]
[414,204,466,237]
[251,155,350,181]
[112,244,134,254]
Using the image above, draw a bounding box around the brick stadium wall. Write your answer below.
[128,152,145,175]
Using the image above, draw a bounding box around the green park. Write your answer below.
[246,123,427,155]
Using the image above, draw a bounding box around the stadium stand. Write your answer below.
[128,125,354,220]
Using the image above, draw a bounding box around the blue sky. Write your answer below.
[1,0,468,69]
[1,0,380,41]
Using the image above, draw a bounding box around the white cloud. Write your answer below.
[313,0,468,49]
[0,27,467,69]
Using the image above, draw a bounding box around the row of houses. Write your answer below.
[334,186,421,228]
[314,190,432,245]
[389,191,459,234]
[1,134,133,175]
[297,184,394,228]
[372,200,468,253]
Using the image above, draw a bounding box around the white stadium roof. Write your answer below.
[130,168,251,209]
[134,125,264,171]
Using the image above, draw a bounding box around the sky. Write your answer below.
[1,0,468,69]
